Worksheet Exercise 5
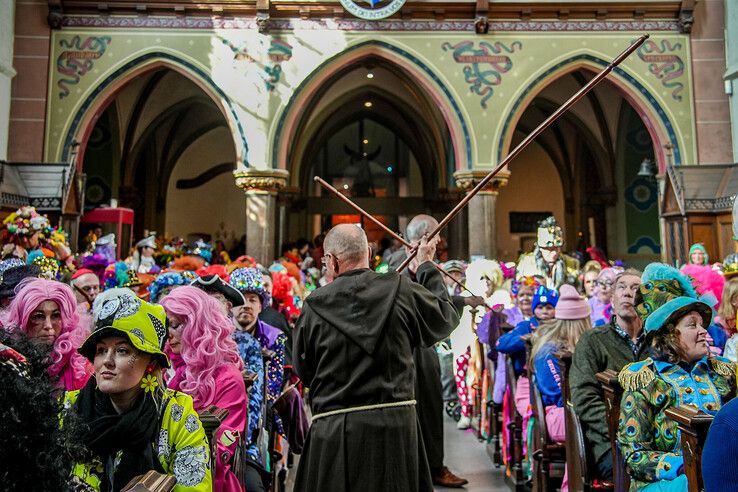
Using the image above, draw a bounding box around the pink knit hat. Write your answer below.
[555,284,591,320]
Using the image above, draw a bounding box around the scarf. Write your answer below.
[75,377,162,492]
[164,349,186,392]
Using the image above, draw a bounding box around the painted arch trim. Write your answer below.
[58,51,248,166]
[496,53,684,169]
[271,39,473,176]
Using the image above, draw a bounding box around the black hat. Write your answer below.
[0,265,41,299]
[190,275,245,307]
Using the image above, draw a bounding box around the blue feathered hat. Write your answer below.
[532,285,558,312]
[635,263,713,333]
[229,267,270,306]
[148,271,199,303]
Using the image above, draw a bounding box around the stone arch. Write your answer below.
[59,51,247,170]
[272,40,472,178]
[497,53,682,173]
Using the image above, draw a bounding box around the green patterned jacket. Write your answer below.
[617,356,735,491]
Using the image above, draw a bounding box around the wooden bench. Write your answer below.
[199,405,229,475]
[596,370,630,492]
[556,351,614,492]
[528,369,566,492]
[504,354,528,491]
[122,471,176,492]
[664,406,713,492]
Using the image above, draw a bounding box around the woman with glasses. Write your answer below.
[588,267,622,327]
[2,278,92,391]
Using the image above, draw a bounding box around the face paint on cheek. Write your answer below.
[128,353,138,368]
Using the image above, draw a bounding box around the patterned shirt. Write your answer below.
[613,319,646,356]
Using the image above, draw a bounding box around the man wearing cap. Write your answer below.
[69,268,101,311]
[230,267,285,492]
[293,223,459,491]
[127,235,160,274]
[517,216,580,290]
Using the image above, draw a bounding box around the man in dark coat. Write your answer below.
[293,223,459,491]
[388,215,470,487]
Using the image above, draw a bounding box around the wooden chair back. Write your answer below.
[596,370,629,492]
[504,354,527,490]
[664,406,713,492]
[557,351,613,492]
[199,405,229,474]
[528,368,566,491]
[121,471,176,492]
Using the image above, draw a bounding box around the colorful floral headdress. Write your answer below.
[3,206,51,237]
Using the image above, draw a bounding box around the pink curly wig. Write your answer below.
[681,263,725,309]
[159,286,243,409]
[2,278,91,390]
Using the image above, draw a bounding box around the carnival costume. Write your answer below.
[66,289,212,491]
[517,216,580,290]
[127,235,161,274]
[617,264,736,492]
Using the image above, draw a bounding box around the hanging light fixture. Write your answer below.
[637,157,656,179]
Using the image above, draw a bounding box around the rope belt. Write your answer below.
[311,399,416,422]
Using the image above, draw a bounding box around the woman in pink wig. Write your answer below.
[2,278,92,391]
[160,286,246,492]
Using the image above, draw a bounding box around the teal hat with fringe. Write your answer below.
[635,263,713,333]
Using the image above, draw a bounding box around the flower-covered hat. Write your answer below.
[2,206,50,237]
[80,288,170,367]
[229,267,270,306]
[188,239,212,264]
[148,271,198,303]
[635,263,713,334]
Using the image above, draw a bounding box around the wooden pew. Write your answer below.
[486,321,514,467]
[504,354,528,491]
[664,406,713,492]
[528,370,566,492]
[199,405,229,474]
[596,370,630,492]
[122,471,176,492]
[556,351,613,491]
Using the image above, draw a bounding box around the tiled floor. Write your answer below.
[284,414,509,491]
[435,416,508,491]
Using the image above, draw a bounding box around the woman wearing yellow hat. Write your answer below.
[63,288,212,491]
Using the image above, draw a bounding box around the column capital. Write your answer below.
[233,168,290,193]
[453,169,510,194]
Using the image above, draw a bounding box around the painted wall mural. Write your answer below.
[56,36,111,98]
[222,37,293,92]
[636,39,684,101]
[442,40,522,109]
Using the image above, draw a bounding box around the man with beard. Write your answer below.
[570,268,648,481]
[230,267,286,492]
[517,216,579,289]
[293,223,459,491]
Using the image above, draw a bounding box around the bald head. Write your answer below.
[405,214,438,243]
[324,224,370,268]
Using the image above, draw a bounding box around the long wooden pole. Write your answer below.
[314,176,485,299]
[396,34,649,273]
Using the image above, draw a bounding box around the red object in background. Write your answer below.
[81,207,134,259]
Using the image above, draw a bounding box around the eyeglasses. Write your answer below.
[79,285,100,294]
[321,253,334,264]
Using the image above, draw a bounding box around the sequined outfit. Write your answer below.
[617,356,736,491]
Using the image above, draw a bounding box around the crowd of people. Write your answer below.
[2,203,738,492]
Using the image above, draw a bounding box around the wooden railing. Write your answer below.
[664,406,713,492]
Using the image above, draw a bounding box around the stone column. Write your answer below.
[234,168,289,265]
[454,169,509,260]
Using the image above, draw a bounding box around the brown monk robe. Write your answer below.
[293,224,459,491]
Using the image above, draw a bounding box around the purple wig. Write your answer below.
[159,286,243,409]
[2,278,91,390]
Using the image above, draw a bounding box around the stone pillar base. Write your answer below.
[234,168,289,265]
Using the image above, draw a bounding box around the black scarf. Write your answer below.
[75,377,163,492]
